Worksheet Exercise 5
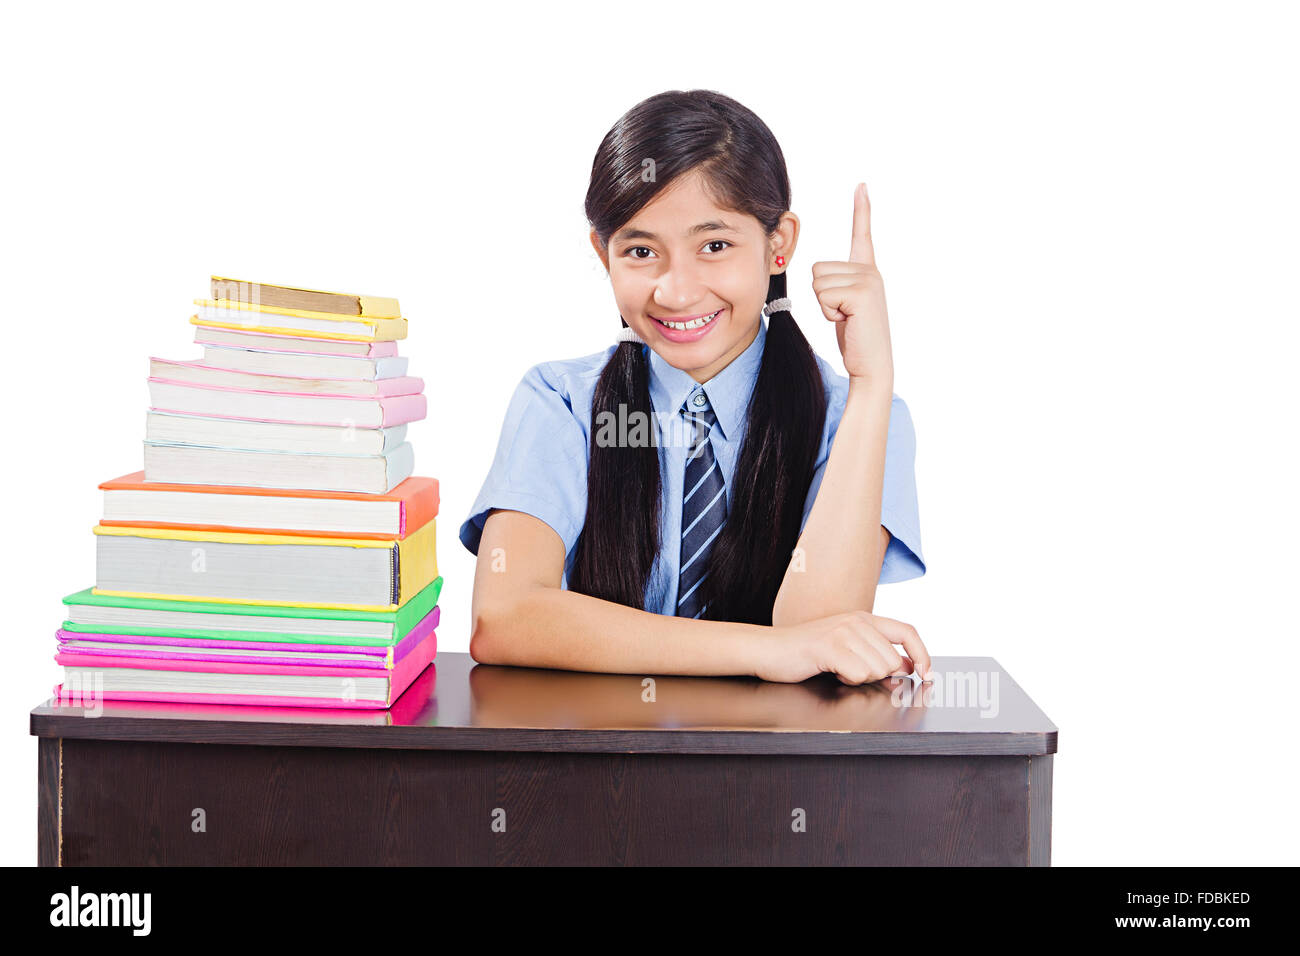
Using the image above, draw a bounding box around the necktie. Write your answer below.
[677,386,727,618]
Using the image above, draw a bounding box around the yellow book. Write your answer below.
[92,520,437,612]
[192,300,408,342]
[211,276,401,319]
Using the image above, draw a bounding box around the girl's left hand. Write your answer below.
[811,183,894,387]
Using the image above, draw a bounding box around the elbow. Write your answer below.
[468,596,511,665]
[770,598,794,630]
[468,587,541,665]
[771,594,813,630]
[469,606,507,665]
[772,585,814,629]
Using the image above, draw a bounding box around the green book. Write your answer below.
[61,577,442,647]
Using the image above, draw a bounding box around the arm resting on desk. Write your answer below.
[469,509,768,677]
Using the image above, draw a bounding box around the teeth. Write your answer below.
[658,309,720,331]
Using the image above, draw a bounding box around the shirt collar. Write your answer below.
[646,316,766,442]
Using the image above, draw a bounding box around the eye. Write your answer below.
[624,246,655,260]
[703,239,732,253]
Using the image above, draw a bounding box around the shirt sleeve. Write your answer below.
[458,362,589,561]
[799,391,926,583]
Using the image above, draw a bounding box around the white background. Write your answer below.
[1,0,1296,866]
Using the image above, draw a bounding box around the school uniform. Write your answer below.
[459,317,925,616]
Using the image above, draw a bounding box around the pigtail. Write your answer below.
[567,329,662,608]
[694,270,826,624]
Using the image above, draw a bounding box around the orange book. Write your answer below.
[98,472,438,540]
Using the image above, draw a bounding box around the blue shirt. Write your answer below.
[459,317,926,614]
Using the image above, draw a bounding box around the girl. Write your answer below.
[459,89,931,685]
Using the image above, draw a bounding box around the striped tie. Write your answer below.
[677,386,727,618]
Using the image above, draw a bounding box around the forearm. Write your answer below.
[772,377,893,626]
[471,584,768,677]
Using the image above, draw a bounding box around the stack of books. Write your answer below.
[54,276,442,709]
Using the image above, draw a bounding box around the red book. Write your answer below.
[97,472,438,540]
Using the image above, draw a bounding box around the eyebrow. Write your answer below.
[612,220,738,243]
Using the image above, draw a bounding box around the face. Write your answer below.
[592,169,799,384]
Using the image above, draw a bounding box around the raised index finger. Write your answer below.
[848,182,875,267]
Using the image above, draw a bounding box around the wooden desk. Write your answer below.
[30,653,1057,866]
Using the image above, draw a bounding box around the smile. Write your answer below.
[652,308,723,331]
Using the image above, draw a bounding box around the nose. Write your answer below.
[652,259,709,313]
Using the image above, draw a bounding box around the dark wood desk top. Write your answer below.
[30,653,1057,756]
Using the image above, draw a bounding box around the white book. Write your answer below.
[200,345,409,381]
[97,534,403,606]
[197,304,374,338]
[142,441,415,494]
[145,411,406,456]
[194,327,392,357]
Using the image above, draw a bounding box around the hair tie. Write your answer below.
[615,325,646,345]
[762,297,792,317]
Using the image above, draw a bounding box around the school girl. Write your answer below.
[459,89,930,684]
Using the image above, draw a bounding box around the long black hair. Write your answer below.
[569,89,827,626]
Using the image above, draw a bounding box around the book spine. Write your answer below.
[390,608,436,663]
[372,375,424,397]
[385,627,438,706]
[378,392,428,427]
[393,578,442,638]
[357,294,402,318]
[395,521,439,604]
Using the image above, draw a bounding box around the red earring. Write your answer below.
[775,255,786,267]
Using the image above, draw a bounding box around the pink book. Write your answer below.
[148,377,427,428]
[44,664,437,723]
[54,626,437,709]
[149,358,424,397]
